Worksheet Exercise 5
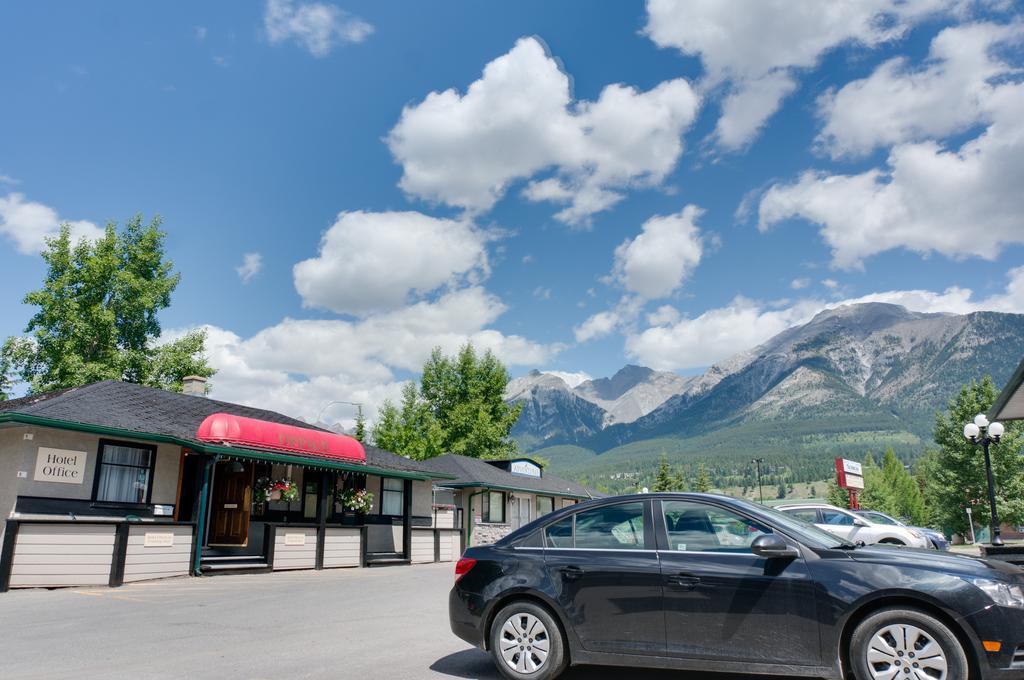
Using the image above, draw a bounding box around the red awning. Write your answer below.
[196,413,366,463]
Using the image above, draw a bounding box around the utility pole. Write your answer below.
[752,458,766,504]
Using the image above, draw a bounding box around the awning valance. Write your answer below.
[197,413,365,463]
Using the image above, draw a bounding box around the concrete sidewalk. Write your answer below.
[0,563,796,680]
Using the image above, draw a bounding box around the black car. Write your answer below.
[450,493,1024,680]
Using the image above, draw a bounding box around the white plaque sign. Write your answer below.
[510,460,542,478]
[33,447,87,484]
[144,531,175,548]
[840,459,863,476]
[284,532,306,546]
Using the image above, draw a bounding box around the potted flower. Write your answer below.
[336,487,374,524]
[255,477,299,504]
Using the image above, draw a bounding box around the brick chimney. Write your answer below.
[182,375,208,397]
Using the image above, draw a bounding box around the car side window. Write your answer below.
[820,509,855,526]
[544,516,573,548]
[663,501,770,553]
[783,508,819,524]
[572,502,646,550]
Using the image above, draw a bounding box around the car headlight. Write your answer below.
[968,578,1024,609]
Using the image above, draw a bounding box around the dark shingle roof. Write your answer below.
[420,454,600,499]
[0,381,439,476]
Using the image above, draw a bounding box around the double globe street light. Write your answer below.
[963,413,1006,546]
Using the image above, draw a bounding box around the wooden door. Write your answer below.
[209,461,254,546]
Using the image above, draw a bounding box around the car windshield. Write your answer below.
[734,500,854,549]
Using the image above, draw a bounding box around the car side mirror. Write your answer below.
[853,518,870,527]
[751,534,799,559]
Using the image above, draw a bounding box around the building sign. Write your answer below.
[284,532,306,546]
[144,531,175,548]
[33,447,87,484]
[510,460,542,478]
[835,458,865,490]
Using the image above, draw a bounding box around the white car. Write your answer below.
[777,503,931,548]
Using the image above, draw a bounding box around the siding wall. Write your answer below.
[123,525,193,583]
[322,527,361,568]
[8,523,116,588]
[440,530,459,562]
[410,529,435,564]
[272,527,318,570]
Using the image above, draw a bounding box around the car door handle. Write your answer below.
[559,566,584,581]
[666,573,701,590]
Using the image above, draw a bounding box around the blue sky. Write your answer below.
[1,1,1022,424]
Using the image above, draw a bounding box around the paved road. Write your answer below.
[0,563,800,680]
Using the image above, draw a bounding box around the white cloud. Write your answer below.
[759,76,1024,268]
[293,210,490,315]
[612,205,704,299]
[644,0,954,150]
[791,278,811,290]
[264,0,373,58]
[817,21,1024,158]
[387,37,700,226]
[0,192,104,255]
[194,26,208,42]
[533,286,552,300]
[174,287,561,425]
[0,174,19,185]
[625,266,1024,370]
[574,296,644,343]
[236,252,263,283]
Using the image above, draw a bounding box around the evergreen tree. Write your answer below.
[809,485,818,498]
[694,463,712,493]
[827,480,849,508]
[924,377,1024,538]
[776,481,787,499]
[652,455,677,492]
[353,407,367,443]
[1,218,213,395]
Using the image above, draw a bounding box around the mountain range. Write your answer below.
[506,303,1024,493]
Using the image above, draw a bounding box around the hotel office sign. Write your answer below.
[34,447,87,484]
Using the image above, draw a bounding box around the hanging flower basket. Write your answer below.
[255,477,299,503]
[336,487,374,514]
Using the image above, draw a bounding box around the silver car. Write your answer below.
[777,502,931,548]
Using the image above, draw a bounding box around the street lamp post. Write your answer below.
[752,458,766,504]
[963,413,1006,547]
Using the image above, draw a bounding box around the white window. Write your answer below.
[382,478,404,516]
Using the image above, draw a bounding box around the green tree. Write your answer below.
[652,455,687,492]
[694,463,712,493]
[419,344,522,458]
[924,377,1024,538]
[827,480,849,508]
[776,481,787,499]
[1,218,214,395]
[809,485,818,498]
[353,407,367,443]
[371,382,445,460]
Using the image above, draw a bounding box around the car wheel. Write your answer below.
[850,607,968,680]
[489,601,568,680]
[878,538,906,546]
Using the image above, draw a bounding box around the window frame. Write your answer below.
[379,477,405,517]
[91,438,158,507]
[481,490,507,524]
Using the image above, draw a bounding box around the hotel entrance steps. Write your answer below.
[364,554,411,568]
[200,555,271,575]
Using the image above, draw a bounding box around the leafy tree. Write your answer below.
[776,481,787,499]
[809,485,818,498]
[693,463,712,493]
[923,377,1024,538]
[372,382,445,460]
[1,218,214,395]
[419,344,522,458]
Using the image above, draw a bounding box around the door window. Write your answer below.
[573,502,646,550]
[782,508,819,524]
[820,508,856,526]
[544,516,573,548]
[662,501,770,552]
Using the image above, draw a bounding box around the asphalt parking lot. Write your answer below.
[0,563,799,680]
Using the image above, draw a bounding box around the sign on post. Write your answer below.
[835,458,865,509]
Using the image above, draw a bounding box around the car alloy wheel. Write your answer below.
[850,608,968,680]
[866,623,947,679]
[499,612,550,674]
